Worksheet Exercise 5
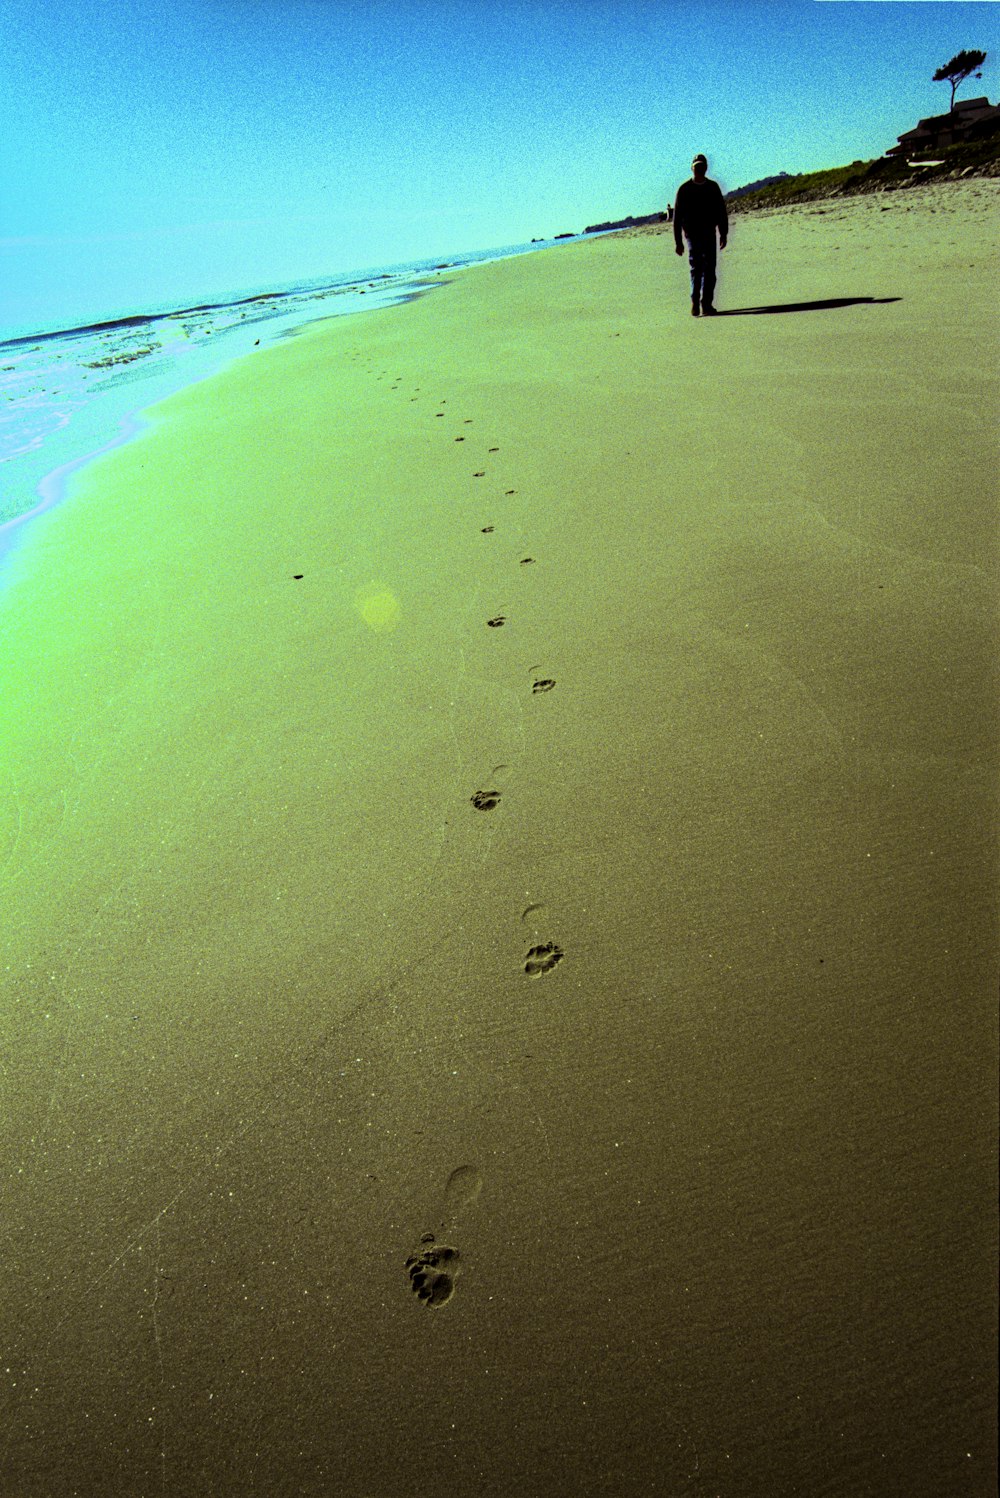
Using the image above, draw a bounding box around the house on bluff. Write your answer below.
[886,96,1000,161]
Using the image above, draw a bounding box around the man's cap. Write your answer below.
[692,154,708,165]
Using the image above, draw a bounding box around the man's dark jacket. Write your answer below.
[673,178,728,250]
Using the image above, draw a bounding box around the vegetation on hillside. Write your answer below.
[727,112,1000,214]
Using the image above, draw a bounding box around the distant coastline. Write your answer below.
[584,212,669,235]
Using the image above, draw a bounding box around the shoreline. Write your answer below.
[0,410,150,575]
[1,182,997,1496]
[0,267,443,553]
[0,235,579,554]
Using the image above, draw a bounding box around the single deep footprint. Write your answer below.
[525,942,564,977]
[471,789,501,811]
[405,1236,460,1308]
[532,678,556,693]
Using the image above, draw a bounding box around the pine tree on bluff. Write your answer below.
[932,50,987,113]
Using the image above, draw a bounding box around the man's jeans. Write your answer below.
[687,235,717,307]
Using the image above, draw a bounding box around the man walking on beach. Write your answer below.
[673,154,728,316]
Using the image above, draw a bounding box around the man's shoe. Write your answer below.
[702,303,718,316]
[691,301,700,317]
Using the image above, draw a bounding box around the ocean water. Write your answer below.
[0,237,577,564]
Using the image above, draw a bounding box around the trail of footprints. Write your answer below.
[348,351,564,1308]
[440,404,563,980]
[366,354,564,978]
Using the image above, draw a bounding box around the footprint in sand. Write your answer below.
[532,678,556,693]
[525,942,564,977]
[471,789,501,811]
[486,614,506,628]
[405,1165,482,1309]
[405,1240,461,1307]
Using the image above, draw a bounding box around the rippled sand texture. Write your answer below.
[1,181,997,1496]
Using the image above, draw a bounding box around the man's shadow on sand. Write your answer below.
[717,296,901,315]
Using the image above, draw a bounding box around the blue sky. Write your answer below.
[1,0,997,333]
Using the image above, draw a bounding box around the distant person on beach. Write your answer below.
[673,154,728,317]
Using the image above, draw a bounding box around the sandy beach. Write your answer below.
[1,179,997,1496]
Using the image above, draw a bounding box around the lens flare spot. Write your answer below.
[354,586,401,633]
